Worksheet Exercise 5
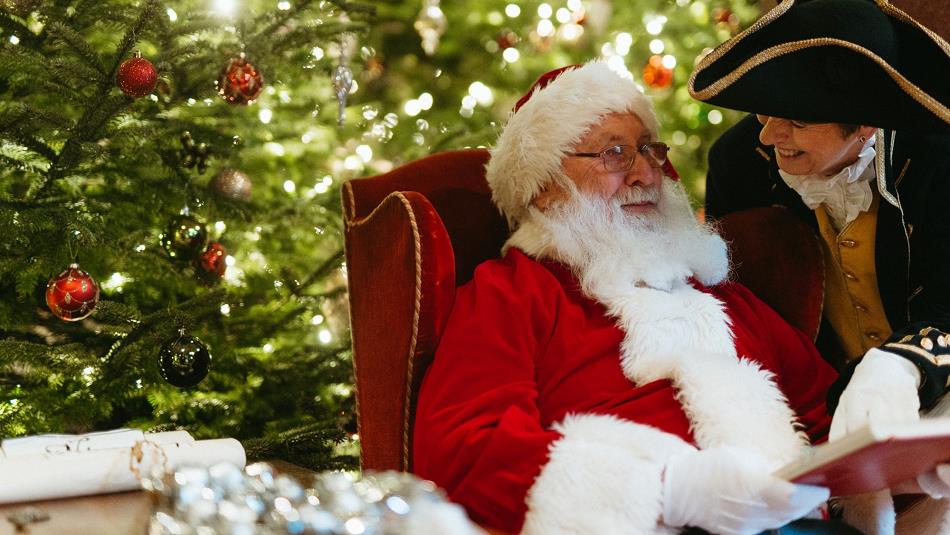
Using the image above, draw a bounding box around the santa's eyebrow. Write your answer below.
[593,134,629,148]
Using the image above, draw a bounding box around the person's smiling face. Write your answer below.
[756,114,873,176]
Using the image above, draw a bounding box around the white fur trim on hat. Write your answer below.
[522,413,690,535]
[485,61,658,227]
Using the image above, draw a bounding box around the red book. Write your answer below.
[774,418,950,496]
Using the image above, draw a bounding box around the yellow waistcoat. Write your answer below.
[815,194,893,362]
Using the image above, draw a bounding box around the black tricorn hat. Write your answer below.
[689,0,950,133]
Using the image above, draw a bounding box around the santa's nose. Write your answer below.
[624,156,660,187]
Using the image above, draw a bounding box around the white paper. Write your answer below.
[1,428,146,457]
[0,437,244,504]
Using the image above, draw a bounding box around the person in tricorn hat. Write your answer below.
[689,0,950,532]
[411,60,884,535]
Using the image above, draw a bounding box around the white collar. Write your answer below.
[779,137,877,231]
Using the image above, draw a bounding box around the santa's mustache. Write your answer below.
[612,185,658,207]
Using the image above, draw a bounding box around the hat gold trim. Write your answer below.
[688,0,950,127]
[688,38,950,124]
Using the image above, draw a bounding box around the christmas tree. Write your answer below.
[0,0,758,470]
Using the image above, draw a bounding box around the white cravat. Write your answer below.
[779,137,877,231]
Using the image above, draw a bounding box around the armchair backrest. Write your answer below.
[342,148,508,472]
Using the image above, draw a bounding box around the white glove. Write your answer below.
[829,348,921,441]
[917,463,950,499]
[662,445,830,535]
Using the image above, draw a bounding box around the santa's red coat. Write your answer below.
[413,248,836,534]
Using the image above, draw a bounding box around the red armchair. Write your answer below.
[342,148,824,476]
[342,148,508,473]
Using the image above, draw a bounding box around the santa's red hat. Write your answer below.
[485,61,661,227]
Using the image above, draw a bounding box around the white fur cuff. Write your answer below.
[522,413,693,535]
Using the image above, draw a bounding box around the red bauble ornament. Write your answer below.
[215,54,264,105]
[643,55,673,89]
[194,242,227,283]
[117,51,158,98]
[45,263,100,321]
[496,30,518,50]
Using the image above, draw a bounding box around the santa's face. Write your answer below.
[533,112,663,218]
[514,166,729,293]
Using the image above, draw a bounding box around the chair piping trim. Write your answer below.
[341,183,365,469]
[385,192,424,472]
[343,181,357,221]
[343,190,423,471]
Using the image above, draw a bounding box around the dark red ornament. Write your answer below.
[643,55,673,89]
[45,263,100,321]
[496,30,519,50]
[117,51,158,98]
[215,53,264,105]
[194,241,227,283]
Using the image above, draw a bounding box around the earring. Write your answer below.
[859,135,867,143]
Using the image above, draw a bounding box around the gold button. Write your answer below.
[921,338,934,351]
[867,332,881,341]
[840,239,857,247]
[844,271,858,281]
[854,303,868,312]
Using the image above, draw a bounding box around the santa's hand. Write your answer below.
[662,446,829,535]
[829,348,921,441]
[917,464,950,499]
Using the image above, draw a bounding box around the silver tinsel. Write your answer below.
[331,63,354,127]
[147,462,480,535]
[414,0,447,56]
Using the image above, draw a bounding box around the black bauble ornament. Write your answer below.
[159,330,211,388]
[161,215,208,262]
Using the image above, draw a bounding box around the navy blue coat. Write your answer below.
[705,115,950,407]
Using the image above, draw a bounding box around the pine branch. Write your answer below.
[106,0,160,77]
[45,22,107,76]
[0,12,39,48]
[291,248,344,296]
[324,0,377,17]
[36,0,160,196]
[253,0,319,45]
[0,130,57,162]
[104,288,227,369]
[1,103,73,131]
[242,420,355,470]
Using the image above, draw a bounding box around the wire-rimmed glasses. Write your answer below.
[569,142,670,173]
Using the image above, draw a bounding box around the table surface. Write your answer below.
[0,460,318,535]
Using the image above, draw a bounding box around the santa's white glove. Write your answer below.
[829,348,921,441]
[662,445,829,535]
[917,464,950,499]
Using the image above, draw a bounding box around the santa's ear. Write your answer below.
[532,182,570,211]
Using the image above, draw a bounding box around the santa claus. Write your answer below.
[413,61,849,535]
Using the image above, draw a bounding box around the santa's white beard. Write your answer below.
[506,179,730,301]
[505,178,811,463]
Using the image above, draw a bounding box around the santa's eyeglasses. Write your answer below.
[569,142,670,173]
